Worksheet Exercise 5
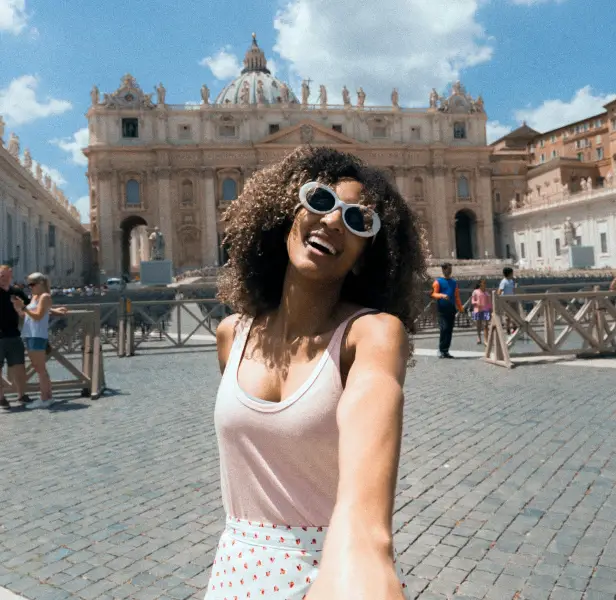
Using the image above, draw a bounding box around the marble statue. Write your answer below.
[240,81,250,105]
[7,133,19,158]
[0,115,6,142]
[391,88,399,108]
[318,85,327,107]
[562,183,569,196]
[429,88,439,109]
[473,95,485,113]
[149,227,166,260]
[586,177,593,191]
[102,93,116,108]
[301,80,310,105]
[156,82,166,105]
[200,84,210,105]
[580,178,587,191]
[91,85,100,106]
[357,87,366,108]
[280,82,290,104]
[44,174,52,190]
[52,182,58,198]
[452,80,464,95]
[342,86,351,106]
[509,197,518,211]
[256,80,266,104]
[35,163,43,182]
[564,217,576,247]
[606,171,614,188]
[23,148,32,170]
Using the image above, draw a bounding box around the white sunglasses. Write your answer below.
[298,182,381,238]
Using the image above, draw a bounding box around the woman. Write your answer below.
[471,278,492,345]
[11,273,59,409]
[207,147,427,599]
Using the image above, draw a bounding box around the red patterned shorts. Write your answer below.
[204,516,409,599]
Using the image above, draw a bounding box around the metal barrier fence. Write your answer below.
[485,289,616,368]
[44,281,614,357]
[2,308,106,399]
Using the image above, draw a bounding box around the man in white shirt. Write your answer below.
[497,267,516,334]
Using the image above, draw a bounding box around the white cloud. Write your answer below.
[273,0,493,106]
[486,120,512,143]
[35,162,66,186]
[0,75,72,125]
[200,48,241,80]
[267,57,278,78]
[51,127,89,166]
[0,0,28,34]
[514,86,616,132]
[72,196,90,224]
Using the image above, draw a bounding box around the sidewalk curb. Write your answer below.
[0,588,27,600]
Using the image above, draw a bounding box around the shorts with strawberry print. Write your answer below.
[204,516,409,599]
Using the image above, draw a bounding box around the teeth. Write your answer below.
[308,236,337,256]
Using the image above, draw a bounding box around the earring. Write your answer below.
[352,264,361,276]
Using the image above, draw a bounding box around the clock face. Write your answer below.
[125,93,134,102]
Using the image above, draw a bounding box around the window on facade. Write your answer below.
[181,179,193,205]
[575,235,582,246]
[222,178,238,201]
[413,177,424,199]
[505,244,511,259]
[537,240,542,258]
[539,140,545,148]
[596,135,602,145]
[410,127,421,140]
[551,135,556,143]
[269,124,280,135]
[540,154,545,163]
[555,238,561,256]
[178,124,192,140]
[372,125,388,138]
[457,175,470,198]
[520,243,526,259]
[551,150,558,159]
[126,179,140,206]
[453,122,466,139]
[48,223,56,248]
[600,233,608,254]
[611,118,616,131]
[597,147,604,160]
[577,152,583,161]
[218,124,237,137]
[495,191,501,204]
[515,192,521,204]
[331,125,343,133]
[122,118,139,138]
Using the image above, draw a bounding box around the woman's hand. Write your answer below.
[10,295,25,310]
[51,306,68,316]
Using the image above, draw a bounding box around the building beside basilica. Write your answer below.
[0,122,86,286]
[85,35,495,279]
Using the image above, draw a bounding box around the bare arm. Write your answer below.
[15,293,52,321]
[215,313,241,374]
[306,313,408,600]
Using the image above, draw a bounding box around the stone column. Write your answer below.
[203,168,219,265]
[478,167,495,257]
[395,167,408,200]
[140,227,149,261]
[430,164,450,258]
[96,171,116,276]
[155,167,174,263]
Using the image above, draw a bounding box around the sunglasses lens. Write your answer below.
[344,206,375,234]
[306,188,336,212]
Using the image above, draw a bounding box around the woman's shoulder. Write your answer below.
[216,313,243,344]
[341,304,406,343]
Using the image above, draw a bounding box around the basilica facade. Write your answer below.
[85,35,494,278]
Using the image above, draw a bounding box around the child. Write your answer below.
[497,267,516,334]
[471,279,491,344]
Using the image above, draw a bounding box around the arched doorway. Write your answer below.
[454,209,477,259]
[120,215,148,279]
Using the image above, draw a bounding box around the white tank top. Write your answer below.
[21,297,50,340]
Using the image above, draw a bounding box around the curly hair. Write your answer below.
[217,146,428,333]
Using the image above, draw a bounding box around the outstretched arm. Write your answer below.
[306,313,408,600]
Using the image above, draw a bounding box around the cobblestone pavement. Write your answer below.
[1,344,616,600]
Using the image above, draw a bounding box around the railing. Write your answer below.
[507,184,616,216]
[485,289,616,368]
[164,103,425,113]
[1,309,106,399]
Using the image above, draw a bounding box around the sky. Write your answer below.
[1,0,614,224]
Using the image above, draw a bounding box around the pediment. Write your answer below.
[257,120,359,147]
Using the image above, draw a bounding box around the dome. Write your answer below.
[214,34,299,106]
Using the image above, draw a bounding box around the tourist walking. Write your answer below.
[431,262,464,358]
[471,278,492,345]
[0,265,31,409]
[206,146,426,599]
[10,273,60,409]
